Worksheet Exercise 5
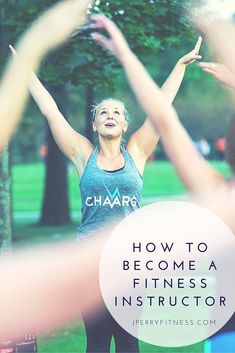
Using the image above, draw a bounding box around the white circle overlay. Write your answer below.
[99,201,235,347]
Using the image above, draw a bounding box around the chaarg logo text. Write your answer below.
[85,183,137,209]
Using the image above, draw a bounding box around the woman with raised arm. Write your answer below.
[90,15,226,197]
[90,15,235,228]
[10,32,202,229]
[10,20,202,353]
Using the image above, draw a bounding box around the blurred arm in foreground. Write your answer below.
[0,238,104,341]
[0,0,91,153]
[91,14,235,231]
[0,0,105,341]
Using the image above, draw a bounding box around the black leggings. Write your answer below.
[83,308,140,353]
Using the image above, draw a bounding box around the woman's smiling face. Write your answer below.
[93,99,128,139]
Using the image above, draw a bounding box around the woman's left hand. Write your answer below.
[178,36,202,66]
[90,14,132,62]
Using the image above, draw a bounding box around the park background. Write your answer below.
[0,0,234,352]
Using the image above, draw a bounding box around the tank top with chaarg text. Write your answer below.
[77,145,143,238]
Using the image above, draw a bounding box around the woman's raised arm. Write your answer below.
[8,10,93,175]
[0,0,92,157]
[161,36,202,103]
[126,37,202,174]
[91,15,224,194]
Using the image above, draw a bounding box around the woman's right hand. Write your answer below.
[90,15,132,62]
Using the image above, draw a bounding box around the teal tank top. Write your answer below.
[78,145,143,238]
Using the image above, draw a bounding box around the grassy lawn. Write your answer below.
[38,322,205,353]
[12,160,232,212]
[11,161,231,353]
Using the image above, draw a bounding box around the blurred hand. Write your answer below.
[198,61,235,89]
[90,15,132,62]
[195,14,235,77]
[20,0,93,56]
[178,36,202,66]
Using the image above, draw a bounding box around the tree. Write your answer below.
[0,9,12,249]
[0,0,195,229]
[0,1,74,226]
[39,83,71,225]
[0,149,12,251]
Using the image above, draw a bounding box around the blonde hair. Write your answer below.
[92,98,130,122]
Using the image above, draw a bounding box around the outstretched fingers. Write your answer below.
[198,62,217,71]
[90,14,123,42]
[91,32,110,49]
[194,35,203,54]
[89,14,130,61]
[200,67,216,75]
[197,61,235,88]
[198,61,215,68]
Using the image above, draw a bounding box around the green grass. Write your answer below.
[13,223,76,246]
[11,161,231,353]
[38,322,205,353]
[38,323,86,353]
[142,160,231,197]
[12,160,232,212]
